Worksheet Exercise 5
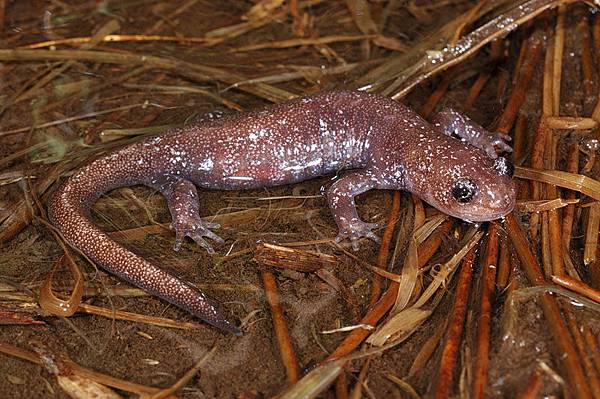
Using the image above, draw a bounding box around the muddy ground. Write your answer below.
[1,1,599,398]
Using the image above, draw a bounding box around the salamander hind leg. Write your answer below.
[325,170,380,251]
[155,177,224,254]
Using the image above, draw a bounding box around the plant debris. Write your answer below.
[1,0,600,398]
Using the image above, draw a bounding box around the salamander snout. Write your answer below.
[415,151,516,223]
[446,157,515,220]
[444,158,516,222]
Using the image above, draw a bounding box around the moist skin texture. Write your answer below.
[47,90,515,335]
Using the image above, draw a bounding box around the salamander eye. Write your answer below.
[451,179,477,203]
[493,157,514,177]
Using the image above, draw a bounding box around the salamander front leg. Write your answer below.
[156,178,224,254]
[325,170,380,250]
[431,107,512,158]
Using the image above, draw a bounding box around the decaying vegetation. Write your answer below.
[1,0,600,398]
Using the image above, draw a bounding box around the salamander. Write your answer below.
[47,90,515,335]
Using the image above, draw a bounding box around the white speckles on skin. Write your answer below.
[306,158,321,167]
[282,157,322,172]
[198,157,214,171]
[47,90,515,335]
[319,118,328,131]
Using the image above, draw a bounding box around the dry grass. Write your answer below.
[1,0,600,398]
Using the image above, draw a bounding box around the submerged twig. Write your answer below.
[472,223,499,399]
[231,34,376,52]
[432,247,476,399]
[254,243,338,272]
[261,270,300,384]
[22,34,218,49]
[552,274,600,303]
[369,192,401,306]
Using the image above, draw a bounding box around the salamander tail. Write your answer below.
[47,161,241,335]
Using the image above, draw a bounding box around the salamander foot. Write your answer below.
[171,216,224,254]
[335,221,380,251]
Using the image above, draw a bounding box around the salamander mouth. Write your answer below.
[463,210,512,222]
[456,196,516,222]
[432,201,514,223]
[459,179,517,222]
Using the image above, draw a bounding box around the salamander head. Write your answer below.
[407,149,516,222]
